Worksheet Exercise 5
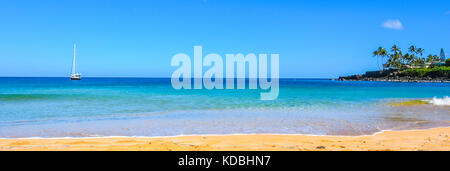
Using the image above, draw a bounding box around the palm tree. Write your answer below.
[410,54,417,66]
[416,48,424,56]
[391,45,400,53]
[415,48,424,67]
[373,49,381,70]
[426,55,434,63]
[433,55,440,62]
[373,46,388,70]
[415,58,425,66]
[388,52,403,69]
[388,45,404,69]
[386,56,395,69]
[373,45,442,70]
[403,53,415,67]
[408,45,416,54]
[407,46,425,67]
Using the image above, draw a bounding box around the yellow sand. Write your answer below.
[1,127,449,151]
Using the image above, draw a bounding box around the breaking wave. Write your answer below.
[425,97,450,106]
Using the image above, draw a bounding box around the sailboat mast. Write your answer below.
[71,44,76,74]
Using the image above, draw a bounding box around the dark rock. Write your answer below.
[338,70,450,83]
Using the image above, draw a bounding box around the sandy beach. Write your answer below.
[0,127,449,151]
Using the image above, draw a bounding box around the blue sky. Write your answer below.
[0,0,449,78]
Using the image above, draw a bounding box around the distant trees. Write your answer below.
[441,48,446,61]
[373,45,445,71]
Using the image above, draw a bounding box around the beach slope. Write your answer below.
[0,127,449,151]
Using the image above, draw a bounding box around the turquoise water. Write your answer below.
[0,77,449,138]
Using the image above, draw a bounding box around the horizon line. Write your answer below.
[0,76,334,79]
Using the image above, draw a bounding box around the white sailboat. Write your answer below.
[70,44,81,80]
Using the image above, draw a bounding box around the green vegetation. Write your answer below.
[404,66,450,78]
[373,45,446,71]
[446,59,450,67]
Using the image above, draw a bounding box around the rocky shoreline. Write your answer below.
[338,70,450,83]
[338,76,449,82]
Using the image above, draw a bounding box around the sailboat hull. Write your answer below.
[70,77,81,80]
[70,74,81,80]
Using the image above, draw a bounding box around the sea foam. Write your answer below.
[425,97,450,106]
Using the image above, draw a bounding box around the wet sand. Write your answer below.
[0,127,449,151]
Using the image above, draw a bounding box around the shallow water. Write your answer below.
[0,77,449,138]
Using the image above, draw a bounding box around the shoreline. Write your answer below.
[338,71,450,83]
[1,127,449,151]
[1,126,446,140]
[338,79,450,83]
[339,80,450,83]
[337,77,450,83]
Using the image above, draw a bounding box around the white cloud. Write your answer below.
[382,19,404,30]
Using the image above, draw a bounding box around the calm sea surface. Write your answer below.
[0,77,449,138]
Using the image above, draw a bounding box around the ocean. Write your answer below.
[0,77,449,138]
